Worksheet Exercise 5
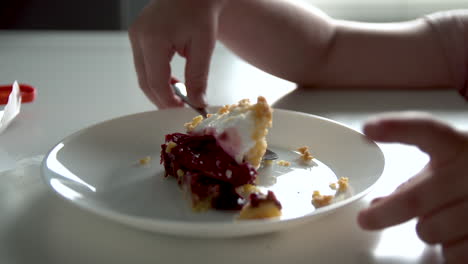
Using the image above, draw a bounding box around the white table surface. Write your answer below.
[0,31,466,264]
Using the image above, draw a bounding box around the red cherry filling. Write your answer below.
[161,133,257,210]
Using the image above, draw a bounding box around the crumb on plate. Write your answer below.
[139,156,152,165]
[217,104,231,114]
[192,197,212,212]
[312,190,334,208]
[297,146,314,161]
[337,177,349,192]
[277,160,291,167]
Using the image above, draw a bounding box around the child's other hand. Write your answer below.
[358,112,468,263]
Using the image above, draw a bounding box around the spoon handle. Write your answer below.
[171,82,208,118]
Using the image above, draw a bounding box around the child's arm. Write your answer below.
[129,0,468,109]
[426,10,468,99]
[219,0,468,90]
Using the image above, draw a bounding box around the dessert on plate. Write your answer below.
[238,190,282,219]
[160,96,282,218]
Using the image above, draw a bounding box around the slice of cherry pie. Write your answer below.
[161,96,282,217]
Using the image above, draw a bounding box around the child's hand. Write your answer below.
[128,0,227,108]
[358,112,468,263]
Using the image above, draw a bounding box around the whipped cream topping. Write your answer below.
[191,107,256,164]
[185,96,272,169]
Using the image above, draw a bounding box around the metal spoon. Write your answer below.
[171,82,278,161]
[172,82,208,118]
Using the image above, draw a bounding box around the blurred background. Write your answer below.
[1,0,468,30]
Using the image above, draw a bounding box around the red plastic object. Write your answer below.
[170,76,181,85]
[0,83,36,105]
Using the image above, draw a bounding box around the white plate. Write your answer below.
[41,108,384,238]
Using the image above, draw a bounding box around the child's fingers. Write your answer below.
[184,31,215,108]
[363,112,465,166]
[442,238,468,263]
[358,164,468,230]
[141,37,183,109]
[358,171,428,230]
[128,32,161,107]
[416,197,468,245]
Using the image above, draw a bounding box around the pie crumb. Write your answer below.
[238,191,282,220]
[297,146,314,161]
[217,105,231,114]
[277,160,291,167]
[236,184,260,198]
[312,190,333,208]
[192,197,212,212]
[165,141,177,153]
[337,177,349,192]
[176,169,185,178]
[184,115,204,132]
[139,156,151,165]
